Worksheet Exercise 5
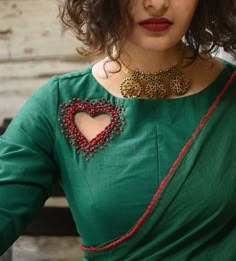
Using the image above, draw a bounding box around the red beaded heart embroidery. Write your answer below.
[58,98,126,161]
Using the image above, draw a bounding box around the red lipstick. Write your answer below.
[139,18,173,32]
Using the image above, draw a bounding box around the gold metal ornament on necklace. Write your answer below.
[119,59,192,99]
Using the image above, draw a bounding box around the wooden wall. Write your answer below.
[0,0,92,122]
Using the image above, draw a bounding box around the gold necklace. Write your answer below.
[119,60,192,99]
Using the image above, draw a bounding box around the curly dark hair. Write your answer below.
[59,0,236,61]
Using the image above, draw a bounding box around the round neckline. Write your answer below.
[89,60,231,103]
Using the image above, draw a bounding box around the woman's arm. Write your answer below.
[0,78,59,253]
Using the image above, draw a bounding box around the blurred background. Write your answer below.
[0,0,235,260]
[0,0,94,122]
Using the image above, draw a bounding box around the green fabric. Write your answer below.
[0,94,58,252]
[84,67,236,261]
[0,60,235,260]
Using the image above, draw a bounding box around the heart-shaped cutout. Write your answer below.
[74,112,111,142]
[58,98,126,161]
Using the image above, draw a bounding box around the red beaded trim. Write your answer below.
[80,71,236,251]
[58,98,125,161]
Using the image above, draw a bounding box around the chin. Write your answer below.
[127,28,184,52]
[133,39,180,53]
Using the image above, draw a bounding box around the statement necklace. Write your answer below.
[120,60,192,99]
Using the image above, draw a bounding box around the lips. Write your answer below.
[139,18,173,32]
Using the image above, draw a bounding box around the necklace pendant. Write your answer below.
[145,81,167,99]
[119,60,192,99]
[170,74,191,96]
[120,77,142,98]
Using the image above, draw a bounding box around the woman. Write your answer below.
[0,0,236,260]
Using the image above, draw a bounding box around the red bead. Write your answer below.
[58,97,126,161]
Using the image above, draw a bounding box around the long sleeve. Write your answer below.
[0,77,59,253]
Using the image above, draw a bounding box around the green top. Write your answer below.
[0,60,235,258]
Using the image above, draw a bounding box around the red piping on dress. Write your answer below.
[80,71,236,252]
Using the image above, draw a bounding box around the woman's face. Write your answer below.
[125,0,199,52]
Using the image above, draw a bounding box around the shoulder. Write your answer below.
[33,65,94,100]
[214,59,236,88]
[223,60,236,86]
[223,59,236,70]
[10,65,96,130]
[220,60,236,100]
[57,65,93,85]
[29,64,106,115]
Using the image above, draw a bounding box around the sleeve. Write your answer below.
[0,77,59,254]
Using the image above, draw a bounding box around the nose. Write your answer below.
[143,0,169,15]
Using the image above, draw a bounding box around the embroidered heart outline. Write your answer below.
[58,98,126,161]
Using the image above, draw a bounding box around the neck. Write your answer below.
[120,42,188,73]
